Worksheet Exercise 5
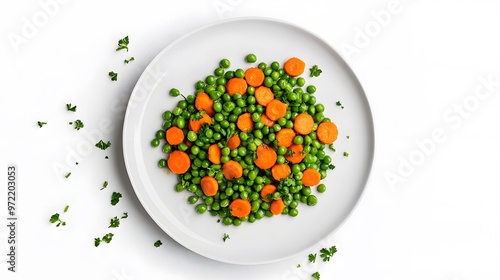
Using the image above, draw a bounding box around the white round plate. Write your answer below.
[123,17,374,265]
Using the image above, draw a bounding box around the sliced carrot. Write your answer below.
[302,168,321,187]
[200,176,218,196]
[260,184,277,202]
[195,92,215,116]
[244,67,265,87]
[283,57,305,77]
[275,128,296,148]
[285,144,305,164]
[229,198,251,218]
[188,113,212,134]
[271,164,291,181]
[294,113,314,135]
[167,150,191,174]
[270,198,285,215]
[165,126,184,145]
[265,99,288,121]
[316,121,338,144]
[225,77,247,96]
[208,144,221,164]
[260,113,275,127]
[227,135,241,150]
[254,144,277,170]
[222,160,243,180]
[254,86,274,106]
[236,112,253,132]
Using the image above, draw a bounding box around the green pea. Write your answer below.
[162,143,172,154]
[306,84,316,94]
[158,158,167,168]
[271,71,280,81]
[296,77,306,87]
[206,75,216,85]
[224,70,235,80]
[271,61,280,70]
[293,135,303,145]
[264,77,274,87]
[176,118,186,129]
[277,146,287,155]
[288,208,299,217]
[169,88,180,97]
[236,98,246,107]
[254,121,264,130]
[220,58,230,68]
[151,139,160,147]
[276,155,286,164]
[163,111,173,120]
[188,196,199,204]
[195,204,208,214]
[307,195,318,206]
[216,77,226,85]
[223,216,232,225]
[172,107,182,116]
[317,184,327,193]
[235,69,245,78]
[255,209,265,219]
[245,54,257,63]
[314,112,324,123]
[187,131,197,142]
[291,164,301,174]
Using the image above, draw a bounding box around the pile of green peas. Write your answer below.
[151,54,335,226]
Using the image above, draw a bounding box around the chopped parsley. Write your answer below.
[320,246,337,262]
[297,264,301,268]
[95,140,111,150]
[336,101,344,109]
[66,103,77,112]
[343,152,349,157]
[308,253,317,263]
[108,71,118,81]
[309,65,322,77]
[37,121,47,128]
[312,272,320,280]
[94,237,101,247]
[346,135,350,139]
[116,36,129,52]
[101,181,108,190]
[223,233,230,242]
[49,213,66,227]
[64,205,69,213]
[74,119,84,130]
[105,156,109,159]
[65,172,71,178]
[328,164,335,170]
[111,192,122,206]
[154,240,163,247]
[124,57,135,64]
[190,110,205,121]
[102,233,114,243]
[328,144,336,152]
[121,212,128,219]
[108,216,120,228]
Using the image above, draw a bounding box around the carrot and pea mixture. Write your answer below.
[151,55,338,226]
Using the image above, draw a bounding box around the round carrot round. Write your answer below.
[244,67,265,87]
[208,143,221,164]
[283,57,305,77]
[195,92,215,116]
[260,114,275,127]
[254,144,277,170]
[200,176,218,196]
[270,198,285,215]
[260,184,277,202]
[226,77,247,96]
[254,86,274,106]
[167,150,191,174]
[285,144,305,164]
[317,121,338,144]
[302,168,321,187]
[276,128,296,148]
[236,112,253,132]
[222,160,243,180]
[294,113,314,135]
[271,164,291,181]
[227,135,241,150]
[189,113,212,134]
[230,198,251,218]
[265,99,288,121]
[165,126,184,145]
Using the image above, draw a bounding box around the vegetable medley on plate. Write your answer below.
[151,54,339,226]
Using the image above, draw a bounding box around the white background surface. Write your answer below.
[1,0,500,279]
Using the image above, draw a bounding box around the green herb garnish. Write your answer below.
[95,140,111,150]
[320,246,337,262]
[65,172,71,178]
[50,213,66,227]
[116,36,129,52]
[154,240,163,247]
[102,233,114,243]
[223,233,230,242]
[336,101,344,109]
[343,152,349,157]
[108,216,120,228]
[37,121,47,128]
[111,192,122,206]
[101,181,108,190]
[74,119,84,130]
[66,103,77,112]
[312,272,320,280]
[308,253,317,263]
[309,65,322,77]
[109,71,118,81]
[124,57,135,64]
